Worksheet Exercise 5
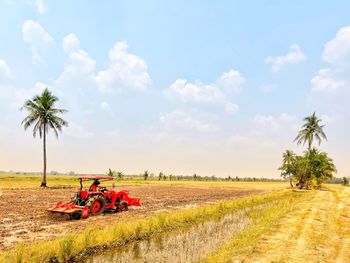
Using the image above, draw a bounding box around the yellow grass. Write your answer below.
[0,189,300,263]
[0,174,77,188]
[0,173,288,190]
[205,185,350,262]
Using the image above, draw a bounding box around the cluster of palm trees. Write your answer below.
[279,113,337,189]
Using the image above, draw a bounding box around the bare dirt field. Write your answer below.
[0,185,265,250]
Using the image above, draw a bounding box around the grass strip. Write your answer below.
[0,190,303,263]
[203,190,314,263]
[0,174,288,190]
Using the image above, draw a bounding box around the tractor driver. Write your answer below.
[89,179,100,192]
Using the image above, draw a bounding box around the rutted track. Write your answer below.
[240,186,350,262]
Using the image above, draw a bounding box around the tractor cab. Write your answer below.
[77,176,111,198]
[79,175,112,191]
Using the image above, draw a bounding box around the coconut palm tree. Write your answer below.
[279,150,296,188]
[21,88,68,187]
[294,112,327,150]
[305,148,336,188]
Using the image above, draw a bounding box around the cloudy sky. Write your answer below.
[1,1,350,177]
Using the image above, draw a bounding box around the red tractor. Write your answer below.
[48,176,141,219]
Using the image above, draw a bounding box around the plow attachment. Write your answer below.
[47,176,141,220]
[127,197,141,207]
[47,202,89,219]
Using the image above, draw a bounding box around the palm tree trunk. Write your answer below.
[41,124,47,187]
[308,140,312,151]
[289,176,293,188]
[298,174,304,189]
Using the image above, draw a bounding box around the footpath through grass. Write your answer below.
[205,185,350,262]
[0,189,306,263]
[204,189,314,262]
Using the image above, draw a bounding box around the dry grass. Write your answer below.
[0,190,297,263]
[205,185,350,262]
[0,174,77,189]
[0,174,288,190]
[92,210,251,263]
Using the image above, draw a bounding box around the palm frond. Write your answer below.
[21,88,68,139]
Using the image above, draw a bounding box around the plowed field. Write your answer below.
[0,185,264,250]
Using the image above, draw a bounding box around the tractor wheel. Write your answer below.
[87,195,105,215]
[118,200,128,212]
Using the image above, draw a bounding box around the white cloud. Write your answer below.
[311,69,346,93]
[0,59,12,79]
[310,25,350,107]
[100,101,110,111]
[57,33,95,84]
[2,0,47,13]
[167,79,224,103]
[160,109,218,133]
[228,113,299,149]
[62,33,80,53]
[22,20,54,64]
[265,44,306,72]
[93,42,152,93]
[35,0,47,14]
[64,122,94,139]
[252,113,298,135]
[166,69,243,114]
[322,26,350,70]
[4,81,49,108]
[32,81,49,92]
[216,70,245,92]
[67,50,95,75]
[224,103,239,113]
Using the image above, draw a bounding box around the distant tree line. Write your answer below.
[104,169,283,182]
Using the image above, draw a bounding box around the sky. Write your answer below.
[0,0,350,178]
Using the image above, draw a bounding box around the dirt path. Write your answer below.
[246,186,350,262]
[0,185,264,250]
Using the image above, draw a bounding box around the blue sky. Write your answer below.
[1,1,350,177]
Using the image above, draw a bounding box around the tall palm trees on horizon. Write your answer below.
[21,88,68,187]
[294,112,327,151]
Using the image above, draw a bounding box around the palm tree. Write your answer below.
[305,148,337,188]
[116,171,124,180]
[107,168,115,177]
[294,112,327,150]
[143,170,149,180]
[279,150,296,188]
[21,88,68,187]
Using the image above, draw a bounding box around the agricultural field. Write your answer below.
[1,175,349,262]
[0,175,282,251]
[2,1,350,262]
